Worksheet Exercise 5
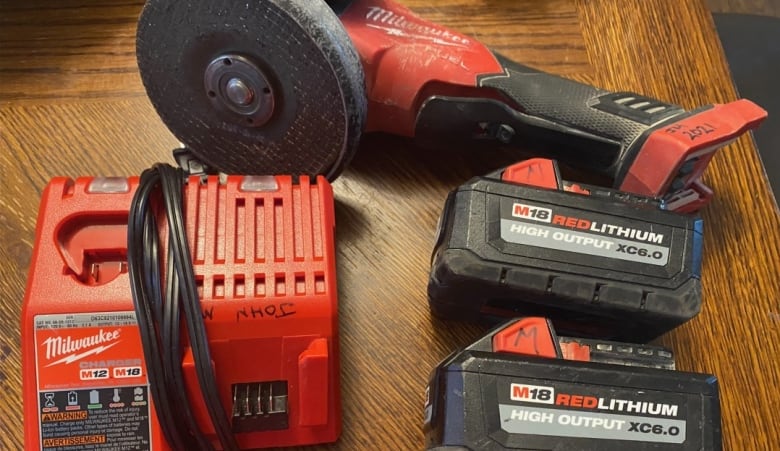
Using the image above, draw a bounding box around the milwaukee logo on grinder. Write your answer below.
[42,329,121,367]
[364,6,471,46]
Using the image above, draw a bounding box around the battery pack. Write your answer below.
[21,174,340,449]
[423,317,722,450]
[428,158,703,341]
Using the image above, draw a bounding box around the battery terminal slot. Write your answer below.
[231,381,289,433]
[56,215,129,286]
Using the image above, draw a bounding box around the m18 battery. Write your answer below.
[423,317,722,450]
[428,158,703,342]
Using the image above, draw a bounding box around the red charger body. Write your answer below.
[21,174,340,450]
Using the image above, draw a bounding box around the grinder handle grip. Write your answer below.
[477,55,687,178]
[414,52,766,210]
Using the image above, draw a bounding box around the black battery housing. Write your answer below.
[423,320,722,451]
[428,161,703,342]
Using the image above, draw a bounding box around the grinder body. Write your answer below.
[338,0,766,212]
[136,0,766,212]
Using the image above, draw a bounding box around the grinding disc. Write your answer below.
[136,0,367,179]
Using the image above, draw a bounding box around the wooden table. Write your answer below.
[2,0,779,449]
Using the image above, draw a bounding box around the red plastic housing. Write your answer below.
[22,174,339,450]
[340,0,502,136]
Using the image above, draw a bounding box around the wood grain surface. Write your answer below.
[2,0,779,450]
[708,0,780,17]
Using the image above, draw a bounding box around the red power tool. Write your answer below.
[136,0,766,212]
[22,171,340,450]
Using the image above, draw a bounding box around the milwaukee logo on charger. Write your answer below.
[42,329,121,367]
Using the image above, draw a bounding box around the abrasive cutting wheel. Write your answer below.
[136,0,366,179]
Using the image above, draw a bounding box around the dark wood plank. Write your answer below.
[707,0,780,16]
[1,1,778,450]
[0,0,147,103]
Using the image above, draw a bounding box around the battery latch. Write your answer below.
[501,158,562,190]
[491,317,562,358]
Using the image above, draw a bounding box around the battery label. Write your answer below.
[499,405,686,443]
[499,198,672,266]
[497,379,688,445]
[35,312,152,451]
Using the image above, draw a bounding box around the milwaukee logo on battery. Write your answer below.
[42,329,121,367]
[512,203,665,244]
[510,383,679,417]
[512,203,552,223]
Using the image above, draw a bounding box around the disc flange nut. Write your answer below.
[204,54,275,127]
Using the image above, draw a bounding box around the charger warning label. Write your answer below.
[38,387,150,450]
[35,312,152,450]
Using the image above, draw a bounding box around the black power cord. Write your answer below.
[127,164,239,450]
